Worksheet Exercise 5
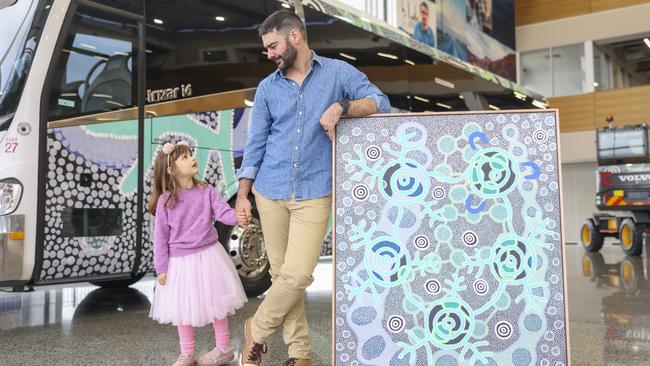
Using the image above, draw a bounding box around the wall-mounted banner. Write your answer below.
[333,111,569,366]
[439,0,516,81]
[396,0,438,48]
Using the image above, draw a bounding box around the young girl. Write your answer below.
[148,141,247,366]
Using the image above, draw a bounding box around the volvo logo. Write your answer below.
[619,174,650,182]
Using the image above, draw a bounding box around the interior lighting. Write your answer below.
[532,99,548,109]
[377,52,398,60]
[339,52,357,61]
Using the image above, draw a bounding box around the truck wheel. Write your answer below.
[580,219,604,252]
[581,251,605,281]
[619,219,644,256]
[620,256,644,292]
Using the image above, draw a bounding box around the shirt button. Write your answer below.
[299,111,302,115]
[295,146,298,150]
[294,163,297,167]
[297,129,300,132]
[299,94,303,98]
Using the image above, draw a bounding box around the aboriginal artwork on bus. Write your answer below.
[334,111,567,366]
[42,109,248,280]
[42,107,333,281]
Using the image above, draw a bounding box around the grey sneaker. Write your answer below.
[196,345,234,365]
[172,352,196,366]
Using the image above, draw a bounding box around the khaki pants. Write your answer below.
[251,189,331,359]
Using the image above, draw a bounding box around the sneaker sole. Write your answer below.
[197,353,234,366]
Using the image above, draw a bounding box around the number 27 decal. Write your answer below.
[5,142,18,153]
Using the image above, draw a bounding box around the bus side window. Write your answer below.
[46,6,138,121]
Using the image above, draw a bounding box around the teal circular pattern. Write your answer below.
[490,236,536,284]
[363,237,411,287]
[468,148,519,198]
[380,160,431,205]
[426,299,475,350]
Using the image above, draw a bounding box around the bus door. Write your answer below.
[37,1,146,285]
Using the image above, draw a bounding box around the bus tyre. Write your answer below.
[580,219,604,252]
[89,273,146,288]
[216,196,272,298]
[619,219,644,256]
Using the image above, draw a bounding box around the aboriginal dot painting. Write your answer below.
[334,111,568,366]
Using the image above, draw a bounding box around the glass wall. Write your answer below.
[520,48,552,97]
[519,43,586,97]
[552,44,585,96]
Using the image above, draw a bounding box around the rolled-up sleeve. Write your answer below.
[340,61,391,113]
[236,82,272,180]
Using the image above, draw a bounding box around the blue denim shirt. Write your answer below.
[413,21,436,48]
[237,51,391,200]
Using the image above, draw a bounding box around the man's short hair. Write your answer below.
[259,10,307,40]
[420,1,429,9]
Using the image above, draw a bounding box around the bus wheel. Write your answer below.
[89,273,146,288]
[580,219,604,252]
[220,217,271,298]
[619,219,644,256]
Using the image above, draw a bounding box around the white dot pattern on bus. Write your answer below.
[42,135,137,280]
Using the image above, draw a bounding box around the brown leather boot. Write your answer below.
[240,317,267,366]
[283,358,313,366]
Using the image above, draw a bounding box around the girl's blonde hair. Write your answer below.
[148,143,206,215]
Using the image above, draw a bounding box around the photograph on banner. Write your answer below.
[397,0,438,48]
[439,0,515,80]
[466,0,493,33]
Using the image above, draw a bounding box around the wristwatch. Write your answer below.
[338,99,349,115]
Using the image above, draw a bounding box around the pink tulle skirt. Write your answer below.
[149,244,248,327]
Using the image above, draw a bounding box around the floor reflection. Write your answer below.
[0,279,154,332]
[0,259,332,365]
[579,250,650,363]
[9,247,650,365]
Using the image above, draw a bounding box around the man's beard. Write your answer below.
[277,40,298,72]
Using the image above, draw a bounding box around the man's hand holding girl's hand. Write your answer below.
[235,196,252,228]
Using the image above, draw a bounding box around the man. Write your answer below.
[413,1,436,47]
[466,0,485,31]
[235,10,390,366]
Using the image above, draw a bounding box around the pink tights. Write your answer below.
[177,317,230,354]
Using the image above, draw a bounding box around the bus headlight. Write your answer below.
[0,179,23,216]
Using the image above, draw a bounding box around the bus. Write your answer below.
[0,0,546,295]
